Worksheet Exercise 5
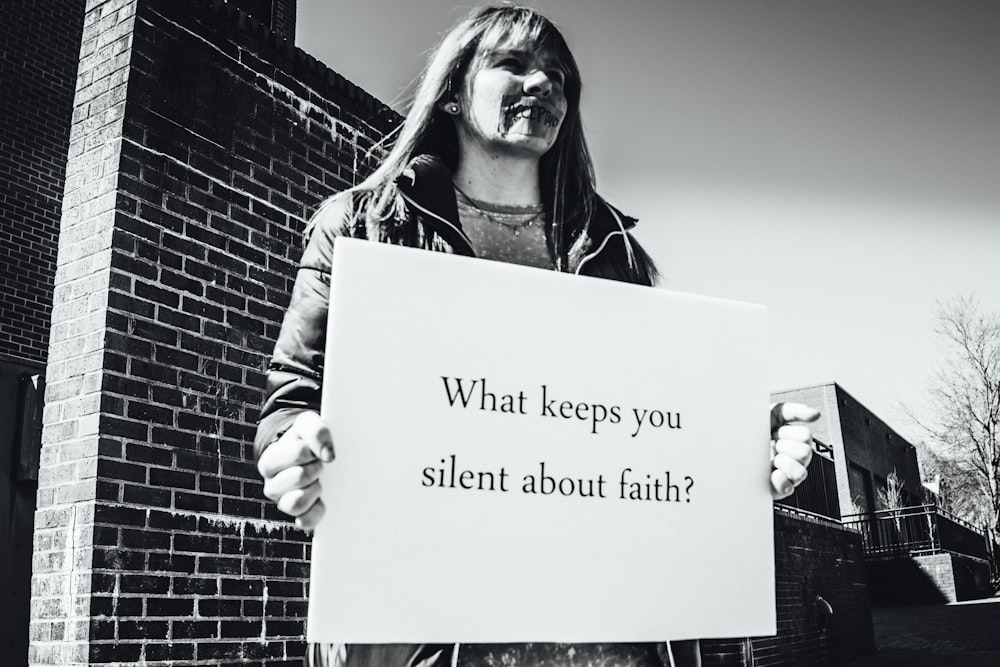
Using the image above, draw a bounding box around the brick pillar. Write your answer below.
[29,0,398,663]
[30,1,136,665]
[226,0,297,42]
[271,0,297,42]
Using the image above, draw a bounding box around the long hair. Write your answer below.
[349,5,598,260]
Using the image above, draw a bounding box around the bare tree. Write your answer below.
[876,469,905,512]
[911,296,1000,585]
[917,440,987,521]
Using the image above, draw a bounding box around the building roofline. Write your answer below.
[773,380,918,450]
[770,381,840,395]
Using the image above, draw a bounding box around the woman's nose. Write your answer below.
[523,70,553,98]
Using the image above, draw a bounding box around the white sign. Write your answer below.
[308,238,773,644]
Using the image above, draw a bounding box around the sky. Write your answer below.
[295,0,1000,446]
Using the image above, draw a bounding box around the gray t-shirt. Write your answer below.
[455,189,553,270]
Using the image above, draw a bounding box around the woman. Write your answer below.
[255,6,817,666]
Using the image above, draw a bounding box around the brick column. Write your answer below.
[271,0,297,42]
[30,1,136,665]
[29,0,398,663]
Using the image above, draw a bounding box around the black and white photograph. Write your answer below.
[1,0,998,665]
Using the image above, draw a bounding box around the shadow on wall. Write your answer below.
[953,556,996,602]
[866,559,953,606]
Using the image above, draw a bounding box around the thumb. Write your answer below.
[770,402,821,432]
[293,411,335,463]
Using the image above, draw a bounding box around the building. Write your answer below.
[771,382,923,519]
[772,383,994,604]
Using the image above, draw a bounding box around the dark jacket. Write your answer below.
[254,155,658,458]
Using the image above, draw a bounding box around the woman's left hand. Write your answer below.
[769,402,820,500]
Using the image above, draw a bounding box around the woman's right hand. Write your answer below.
[257,410,335,530]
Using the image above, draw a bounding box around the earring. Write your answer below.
[444,101,460,115]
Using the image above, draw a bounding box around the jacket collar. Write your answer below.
[394,154,638,262]
[396,154,463,229]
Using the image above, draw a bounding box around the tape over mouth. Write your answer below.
[500,95,562,130]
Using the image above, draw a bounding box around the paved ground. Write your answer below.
[845,597,1000,666]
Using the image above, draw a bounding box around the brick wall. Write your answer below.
[31,0,399,664]
[29,0,134,663]
[835,386,923,508]
[0,0,85,364]
[702,507,875,666]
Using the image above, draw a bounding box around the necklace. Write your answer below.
[454,185,544,236]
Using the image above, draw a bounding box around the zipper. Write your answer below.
[575,230,627,275]
[574,203,636,275]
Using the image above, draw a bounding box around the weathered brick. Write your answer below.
[99,416,148,441]
[133,279,181,309]
[172,619,218,639]
[122,483,171,507]
[119,574,169,594]
[103,373,150,399]
[149,467,195,489]
[172,577,218,596]
[153,344,199,371]
[221,620,262,638]
[93,546,145,571]
[151,426,198,449]
[198,556,242,575]
[198,598,242,618]
[144,642,196,661]
[91,641,142,663]
[121,528,170,551]
[129,359,178,384]
[157,306,201,332]
[146,597,194,617]
[124,442,172,466]
[126,401,173,424]
[197,642,243,660]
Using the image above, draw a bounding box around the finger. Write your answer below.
[770,402,821,431]
[775,439,813,468]
[263,460,324,502]
[771,469,794,500]
[257,411,335,479]
[775,425,812,443]
[773,452,809,486]
[295,499,327,531]
[276,480,323,518]
[257,433,320,480]
[292,411,335,463]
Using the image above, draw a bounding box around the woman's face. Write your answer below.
[454,42,569,159]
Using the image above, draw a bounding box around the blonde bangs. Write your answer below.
[470,9,579,95]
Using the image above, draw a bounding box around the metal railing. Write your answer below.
[775,444,840,519]
[841,504,992,561]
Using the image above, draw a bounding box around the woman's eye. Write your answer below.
[497,57,522,70]
[549,70,566,86]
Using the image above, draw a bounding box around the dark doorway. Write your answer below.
[0,358,44,665]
